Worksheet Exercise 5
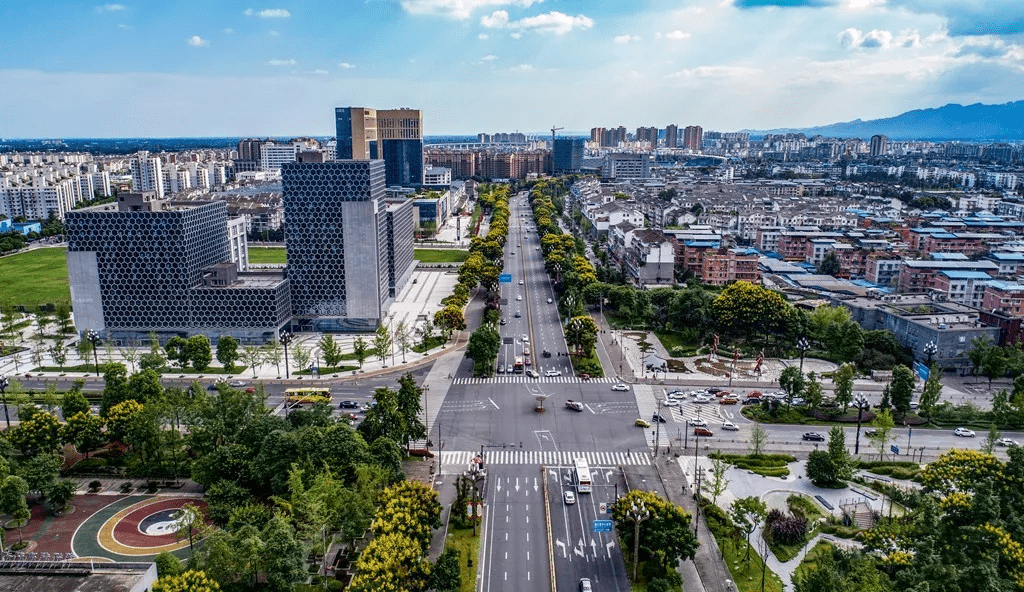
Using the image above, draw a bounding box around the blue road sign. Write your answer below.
[499,273,512,283]
[915,361,930,381]
[593,520,613,533]
[890,445,900,455]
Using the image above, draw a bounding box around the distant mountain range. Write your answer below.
[747,101,1024,141]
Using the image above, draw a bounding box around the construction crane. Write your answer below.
[550,126,564,146]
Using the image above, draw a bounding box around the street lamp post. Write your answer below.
[86,330,101,376]
[854,394,869,455]
[279,330,293,379]
[627,501,650,582]
[0,375,9,429]
[923,340,937,367]
[798,336,810,373]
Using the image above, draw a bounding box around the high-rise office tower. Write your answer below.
[553,138,585,174]
[683,126,703,152]
[130,151,165,197]
[870,134,888,157]
[282,160,414,331]
[336,107,423,186]
[665,124,678,148]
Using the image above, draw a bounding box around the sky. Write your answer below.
[1,0,1022,137]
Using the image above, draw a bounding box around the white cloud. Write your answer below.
[665,65,758,80]
[117,23,131,30]
[480,10,593,35]
[258,8,291,18]
[269,30,280,36]
[510,32,522,39]
[95,4,126,12]
[267,59,297,66]
[307,69,329,75]
[511,63,534,72]
[223,28,234,34]
[665,30,690,41]
[839,28,926,50]
[243,8,253,16]
[478,33,489,39]
[187,35,208,47]
[481,54,497,61]
[400,0,543,20]
[614,35,640,44]
[338,62,356,69]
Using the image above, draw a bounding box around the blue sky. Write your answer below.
[1,0,1022,137]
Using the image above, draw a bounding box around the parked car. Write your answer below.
[706,387,723,394]
[564,491,576,505]
[545,369,562,377]
[612,384,629,392]
[635,418,651,428]
[652,413,668,423]
[500,318,507,325]
[228,380,246,387]
[802,432,826,441]
[693,395,713,404]
[996,437,1020,447]
[953,427,976,437]
[688,417,708,427]
[722,421,739,431]
[579,578,592,592]
[790,397,805,406]
[579,373,591,380]
[719,394,739,405]
[694,427,714,437]
[565,400,584,412]
[742,398,760,405]
[245,386,256,393]
[207,383,220,391]
[667,389,686,398]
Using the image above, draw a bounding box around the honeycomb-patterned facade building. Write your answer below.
[66,191,291,343]
[283,160,415,332]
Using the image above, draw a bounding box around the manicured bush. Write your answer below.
[765,509,808,546]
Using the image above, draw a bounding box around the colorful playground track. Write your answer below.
[72,495,207,559]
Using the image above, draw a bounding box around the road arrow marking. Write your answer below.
[605,541,615,558]
[515,478,520,492]
[556,539,567,557]
[488,398,500,409]
[590,538,597,556]
[534,478,539,492]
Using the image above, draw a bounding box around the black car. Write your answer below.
[706,387,722,394]
[742,398,760,405]
[339,400,359,409]
[207,383,220,391]
[543,349,551,358]
[802,432,826,442]
[652,413,668,423]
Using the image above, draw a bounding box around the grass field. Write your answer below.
[0,247,71,308]
[248,246,287,264]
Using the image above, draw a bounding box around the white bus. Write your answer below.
[574,458,592,493]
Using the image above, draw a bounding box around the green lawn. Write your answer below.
[414,249,470,263]
[0,247,71,308]
[446,527,480,592]
[248,246,287,264]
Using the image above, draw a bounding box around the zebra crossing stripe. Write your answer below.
[439,450,652,467]
[451,376,618,385]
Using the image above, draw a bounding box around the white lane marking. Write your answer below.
[606,540,616,558]
[488,398,500,410]
[556,539,567,557]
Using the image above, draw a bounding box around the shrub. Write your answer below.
[765,509,808,545]
[88,480,102,491]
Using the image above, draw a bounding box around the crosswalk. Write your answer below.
[440,449,651,469]
[452,376,618,385]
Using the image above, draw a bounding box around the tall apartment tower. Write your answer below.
[635,127,659,146]
[665,124,678,149]
[683,126,703,152]
[553,138,585,174]
[336,107,423,186]
[282,160,414,331]
[130,151,165,197]
[870,134,888,157]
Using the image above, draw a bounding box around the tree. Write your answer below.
[63,411,106,457]
[886,364,916,417]
[611,490,698,577]
[708,454,730,506]
[15,453,61,494]
[395,319,412,363]
[867,408,896,461]
[75,334,93,365]
[164,336,190,369]
[983,423,1000,455]
[919,364,942,417]
[186,336,213,372]
[240,345,264,379]
[565,315,599,357]
[712,281,792,341]
[817,250,842,276]
[430,546,461,592]
[396,373,427,446]
[0,475,30,538]
[61,387,90,419]
[749,422,767,456]
[318,335,342,369]
[729,496,768,562]
[833,363,855,411]
[290,344,311,374]
[127,368,163,404]
[434,305,466,338]
[374,323,393,365]
[261,514,306,592]
[154,551,185,578]
[118,341,140,373]
[8,412,62,456]
[216,336,239,372]
[805,372,824,410]
[352,336,369,369]
[151,570,221,592]
[106,400,144,442]
[982,345,1008,388]
[100,363,130,417]
[174,503,208,556]
[779,366,805,408]
[827,425,853,483]
[806,450,839,486]
[466,324,501,375]
[44,479,76,514]
[262,340,283,376]
[49,339,68,371]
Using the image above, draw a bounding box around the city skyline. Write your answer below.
[2,0,1022,138]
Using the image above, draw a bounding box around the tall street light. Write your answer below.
[923,340,937,366]
[0,375,10,429]
[279,330,293,379]
[627,501,650,582]
[86,330,102,376]
[853,394,869,455]
[797,336,810,373]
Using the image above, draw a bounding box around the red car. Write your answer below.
[694,427,714,437]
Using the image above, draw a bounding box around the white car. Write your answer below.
[522,335,530,343]
[688,417,708,427]
[519,279,524,285]
[661,398,679,407]
[996,437,1019,447]
[547,297,553,303]
[953,427,976,437]
[612,384,629,392]
[693,395,713,404]
[722,421,739,431]
[545,369,562,377]
[667,390,686,399]
[516,295,522,301]
[563,491,576,505]
[228,380,247,387]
